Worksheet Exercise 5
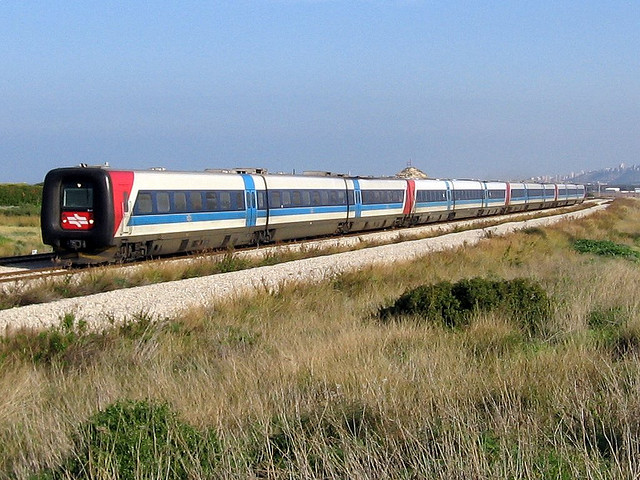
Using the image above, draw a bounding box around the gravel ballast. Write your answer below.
[0,203,608,333]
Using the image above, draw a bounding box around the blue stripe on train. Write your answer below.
[129,211,246,226]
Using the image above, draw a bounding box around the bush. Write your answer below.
[40,400,219,479]
[379,277,551,333]
[573,239,640,261]
[379,281,462,327]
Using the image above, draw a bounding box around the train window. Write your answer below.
[174,192,187,212]
[270,191,281,208]
[63,184,94,209]
[157,192,170,213]
[257,191,266,209]
[301,191,311,206]
[347,191,355,204]
[205,192,218,210]
[321,191,329,205]
[190,192,203,211]
[135,192,153,214]
[235,191,245,210]
[488,190,505,199]
[282,191,291,207]
[311,191,321,206]
[291,191,301,206]
[220,192,232,210]
[455,190,482,201]
[362,191,375,204]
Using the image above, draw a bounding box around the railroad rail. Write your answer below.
[0,252,57,268]
[0,253,69,286]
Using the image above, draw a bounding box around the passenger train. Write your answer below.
[40,165,586,264]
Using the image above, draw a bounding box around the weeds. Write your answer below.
[573,238,640,261]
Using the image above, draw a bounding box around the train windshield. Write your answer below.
[63,183,94,209]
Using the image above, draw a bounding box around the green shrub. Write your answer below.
[380,277,551,333]
[379,281,462,327]
[41,400,219,479]
[573,239,640,261]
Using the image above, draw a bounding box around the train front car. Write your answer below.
[41,167,133,263]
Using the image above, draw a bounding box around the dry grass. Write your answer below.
[1,199,640,478]
[0,208,47,257]
[0,222,47,257]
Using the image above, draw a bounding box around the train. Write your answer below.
[41,165,586,264]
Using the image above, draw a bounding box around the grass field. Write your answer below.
[0,206,48,257]
[1,199,640,478]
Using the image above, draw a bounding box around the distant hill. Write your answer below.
[566,164,640,186]
[396,166,428,179]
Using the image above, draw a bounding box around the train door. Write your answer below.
[352,179,362,218]
[481,181,488,209]
[241,174,257,227]
[444,181,453,211]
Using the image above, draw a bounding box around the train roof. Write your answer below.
[48,164,584,187]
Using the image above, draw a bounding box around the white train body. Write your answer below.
[41,167,586,264]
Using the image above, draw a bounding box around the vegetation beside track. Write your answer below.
[0,184,46,256]
[2,199,640,478]
[0,183,42,207]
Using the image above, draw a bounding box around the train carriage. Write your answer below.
[507,182,528,212]
[258,173,353,242]
[450,180,485,219]
[352,178,409,231]
[523,183,545,210]
[542,183,558,206]
[126,170,258,257]
[483,181,509,215]
[411,179,452,224]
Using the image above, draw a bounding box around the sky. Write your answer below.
[1,1,639,184]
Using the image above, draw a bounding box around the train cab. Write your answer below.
[41,167,123,261]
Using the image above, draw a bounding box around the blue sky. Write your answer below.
[1,1,638,183]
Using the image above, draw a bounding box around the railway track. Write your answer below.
[0,253,70,286]
[0,252,57,268]
[0,200,605,293]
